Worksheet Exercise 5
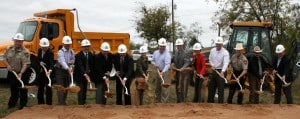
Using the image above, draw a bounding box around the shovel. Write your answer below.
[213,69,228,84]
[232,73,248,94]
[275,72,291,87]
[157,68,170,88]
[11,71,35,89]
[256,73,267,94]
[67,65,81,93]
[117,75,129,95]
[104,80,113,98]
[40,64,52,87]
[84,75,97,91]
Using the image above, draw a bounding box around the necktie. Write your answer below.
[277,58,281,68]
[85,53,90,73]
[120,57,124,75]
[258,58,262,76]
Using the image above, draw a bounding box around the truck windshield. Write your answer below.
[16,21,37,41]
[229,26,273,64]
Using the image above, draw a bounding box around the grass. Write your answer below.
[0,65,299,118]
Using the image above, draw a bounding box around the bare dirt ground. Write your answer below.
[4,103,300,119]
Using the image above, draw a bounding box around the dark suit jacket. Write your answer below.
[74,51,94,83]
[113,53,134,80]
[273,55,292,82]
[94,52,114,84]
[246,53,270,78]
[38,48,54,70]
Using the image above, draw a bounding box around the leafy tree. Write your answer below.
[183,22,203,49]
[211,0,300,52]
[134,3,185,51]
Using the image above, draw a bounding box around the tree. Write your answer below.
[211,0,300,52]
[183,22,203,49]
[135,4,172,43]
[134,3,185,49]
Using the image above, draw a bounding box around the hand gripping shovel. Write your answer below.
[40,64,52,87]
[232,73,248,94]
[11,71,35,89]
[117,75,129,95]
[213,69,228,84]
[157,68,170,88]
[275,72,291,87]
[85,75,97,91]
[256,73,267,94]
[104,76,114,98]
[104,80,113,98]
[67,66,80,93]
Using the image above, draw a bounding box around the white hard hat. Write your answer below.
[62,36,72,44]
[81,39,91,46]
[215,37,223,44]
[193,43,202,50]
[118,44,127,53]
[39,38,50,47]
[175,38,184,45]
[139,46,148,53]
[275,44,285,53]
[158,38,167,46]
[101,42,111,51]
[13,33,24,41]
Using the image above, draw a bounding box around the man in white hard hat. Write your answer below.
[55,35,75,105]
[273,44,293,104]
[94,42,114,105]
[114,44,134,105]
[247,46,270,104]
[207,36,230,103]
[134,45,149,105]
[172,38,191,103]
[192,43,207,103]
[74,39,94,105]
[4,33,30,109]
[151,38,172,103]
[37,37,54,105]
[227,43,248,104]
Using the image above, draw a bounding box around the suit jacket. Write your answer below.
[38,48,54,71]
[246,53,270,78]
[273,55,292,82]
[94,52,114,84]
[114,53,134,80]
[74,51,94,83]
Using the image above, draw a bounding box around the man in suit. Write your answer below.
[74,39,94,105]
[94,42,114,104]
[247,46,270,104]
[37,38,54,105]
[114,44,134,105]
[172,38,191,103]
[273,44,293,104]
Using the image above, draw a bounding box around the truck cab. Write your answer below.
[0,9,130,80]
[226,21,273,64]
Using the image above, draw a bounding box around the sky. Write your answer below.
[0,0,298,47]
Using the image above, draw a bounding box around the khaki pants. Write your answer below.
[154,71,170,103]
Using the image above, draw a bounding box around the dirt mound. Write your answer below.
[4,103,300,119]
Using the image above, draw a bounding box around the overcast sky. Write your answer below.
[0,0,298,47]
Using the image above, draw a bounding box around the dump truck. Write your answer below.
[0,8,130,80]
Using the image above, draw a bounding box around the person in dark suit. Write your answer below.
[247,46,270,104]
[37,38,54,105]
[114,44,134,105]
[273,44,293,104]
[94,42,114,104]
[74,39,94,105]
